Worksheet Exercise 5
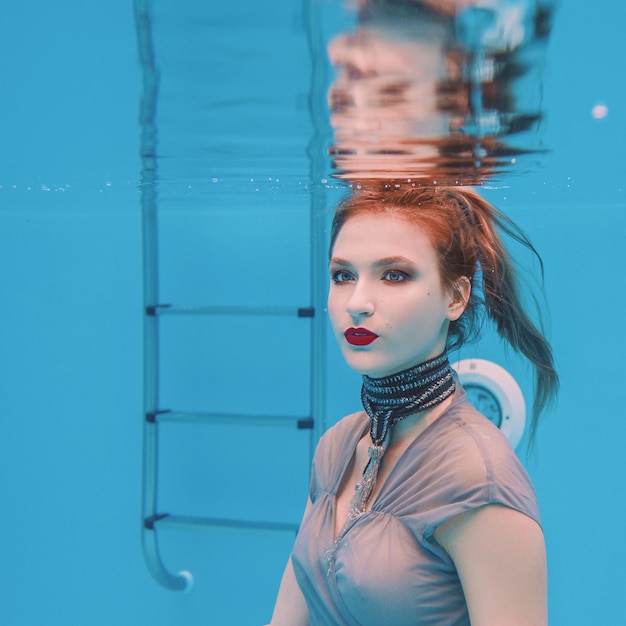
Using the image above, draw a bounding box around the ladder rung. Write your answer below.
[152,514,299,534]
[153,410,313,429]
[147,304,314,317]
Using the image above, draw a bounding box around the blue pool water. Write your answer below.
[1,1,625,624]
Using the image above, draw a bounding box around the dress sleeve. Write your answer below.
[395,405,541,541]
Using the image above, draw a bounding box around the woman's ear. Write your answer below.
[447,276,471,321]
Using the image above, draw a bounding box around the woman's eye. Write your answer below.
[383,271,407,282]
[331,270,354,283]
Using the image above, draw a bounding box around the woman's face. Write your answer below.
[328,211,459,378]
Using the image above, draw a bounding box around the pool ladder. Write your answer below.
[135,0,329,591]
[140,300,326,591]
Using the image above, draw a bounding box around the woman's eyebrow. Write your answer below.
[373,256,415,267]
[330,256,416,268]
[329,257,352,267]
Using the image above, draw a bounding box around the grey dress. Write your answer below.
[291,383,540,625]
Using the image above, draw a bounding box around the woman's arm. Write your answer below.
[436,504,547,626]
[267,555,310,626]
[267,499,312,626]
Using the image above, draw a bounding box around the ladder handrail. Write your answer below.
[136,0,192,592]
[304,0,331,453]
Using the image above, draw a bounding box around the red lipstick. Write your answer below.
[344,327,379,346]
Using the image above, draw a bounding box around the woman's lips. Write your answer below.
[344,327,379,346]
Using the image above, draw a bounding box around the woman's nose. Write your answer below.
[345,282,374,318]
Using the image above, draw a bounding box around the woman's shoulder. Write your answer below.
[326,409,369,435]
[424,400,530,485]
[315,410,368,459]
[426,396,511,452]
[416,399,540,530]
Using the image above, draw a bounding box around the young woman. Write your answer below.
[269,186,558,625]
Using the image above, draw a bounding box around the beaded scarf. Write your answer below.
[326,352,454,574]
[353,351,455,513]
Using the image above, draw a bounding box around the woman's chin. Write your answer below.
[342,352,393,378]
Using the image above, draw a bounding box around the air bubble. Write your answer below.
[591,103,608,119]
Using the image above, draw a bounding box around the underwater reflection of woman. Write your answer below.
[269,186,557,626]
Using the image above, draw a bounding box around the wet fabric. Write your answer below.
[291,383,540,626]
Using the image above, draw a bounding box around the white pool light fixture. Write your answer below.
[453,359,526,449]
